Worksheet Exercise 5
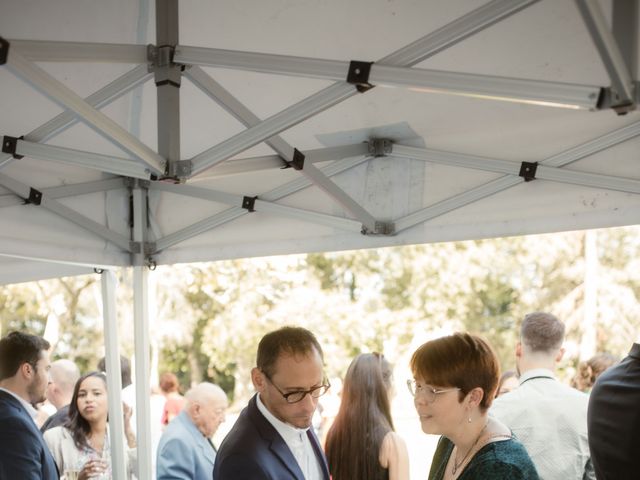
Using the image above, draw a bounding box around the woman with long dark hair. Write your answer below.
[44,371,136,479]
[325,353,409,480]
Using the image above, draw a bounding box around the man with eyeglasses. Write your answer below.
[0,331,59,479]
[213,326,331,480]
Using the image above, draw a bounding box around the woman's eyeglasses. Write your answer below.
[406,379,460,402]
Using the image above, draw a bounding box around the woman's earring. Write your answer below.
[468,417,472,423]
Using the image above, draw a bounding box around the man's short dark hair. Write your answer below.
[521,312,565,353]
[0,331,50,381]
[257,326,323,377]
[98,354,132,388]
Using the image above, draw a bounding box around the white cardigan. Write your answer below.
[43,425,136,479]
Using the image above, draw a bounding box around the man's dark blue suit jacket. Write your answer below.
[213,394,329,480]
[0,389,59,480]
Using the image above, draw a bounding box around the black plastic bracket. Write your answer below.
[347,60,374,93]
[25,187,43,206]
[519,162,538,182]
[242,195,257,212]
[2,135,24,159]
[279,149,306,170]
[0,37,9,65]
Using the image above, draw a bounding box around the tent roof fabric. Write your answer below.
[1,0,639,284]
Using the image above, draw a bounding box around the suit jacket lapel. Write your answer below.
[248,395,306,480]
[307,429,330,480]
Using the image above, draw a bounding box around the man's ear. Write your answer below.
[20,362,33,380]
[555,347,565,362]
[251,367,266,393]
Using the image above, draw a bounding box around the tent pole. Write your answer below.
[132,185,152,480]
[101,269,128,480]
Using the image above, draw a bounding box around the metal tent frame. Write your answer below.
[1,0,639,478]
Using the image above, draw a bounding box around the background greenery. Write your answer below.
[2,226,638,403]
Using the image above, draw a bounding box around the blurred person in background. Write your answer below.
[495,370,519,398]
[159,372,185,428]
[41,359,81,432]
[571,353,618,393]
[411,332,539,480]
[491,312,594,480]
[44,371,137,479]
[156,382,228,480]
[325,352,409,480]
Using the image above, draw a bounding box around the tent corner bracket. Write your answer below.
[519,161,538,182]
[598,84,637,115]
[362,221,395,236]
[2,135,24,159]
[283,148,305,170]
[368,138,393,157]
[347,60,375,93]
[0,37,9,65]
[242,195,257,212]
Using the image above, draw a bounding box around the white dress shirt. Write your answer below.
[0,386,38,422]
[256,394,324,480]
[490,368,595,480]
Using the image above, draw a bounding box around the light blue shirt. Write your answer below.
[490,368,594,480]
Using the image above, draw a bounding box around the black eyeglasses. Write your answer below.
[263,371,330,404]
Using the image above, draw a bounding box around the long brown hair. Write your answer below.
[65,371,108,451]
[325,353,394,480]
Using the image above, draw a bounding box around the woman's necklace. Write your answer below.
[451,422,487,476]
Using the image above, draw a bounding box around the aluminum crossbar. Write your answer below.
[186,66,377,230]
[15,140,153,179]
[0,178,124,208]
[0,172,132,251]
[154,155,371,252]
[11,40,147,63]
[0,64,151,170]
[178,49,598,110]
[394,120,640,232]
[393,144,640,194]
[150,182,362,233]
[188,0,539,174]
[575,0,635,105]
[4,47,166,175]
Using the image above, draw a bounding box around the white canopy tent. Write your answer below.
[1,0,639,477]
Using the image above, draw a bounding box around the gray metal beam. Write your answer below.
[154,0,181,172]
[188,0,540,174]
[0,65,151,170]
[0,172,132,251]
[576,0,635,108]
[395,120,640,232]
[3,46,165,175]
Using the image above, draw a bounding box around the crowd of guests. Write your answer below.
[0,311,638,479]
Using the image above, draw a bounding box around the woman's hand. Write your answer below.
[78,458,107,480]
[123,401,137,448]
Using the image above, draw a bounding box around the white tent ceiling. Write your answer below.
[1,0,639,285]
[1,1,639,477]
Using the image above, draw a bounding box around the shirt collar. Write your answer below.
[518,368,555,384]
[0,386,38,421]
[256,393,310,444]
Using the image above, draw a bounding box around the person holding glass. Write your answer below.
[325,352,409,480]
[44,371,136,479]
[409,333,539,480]
[213,326,331,480]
